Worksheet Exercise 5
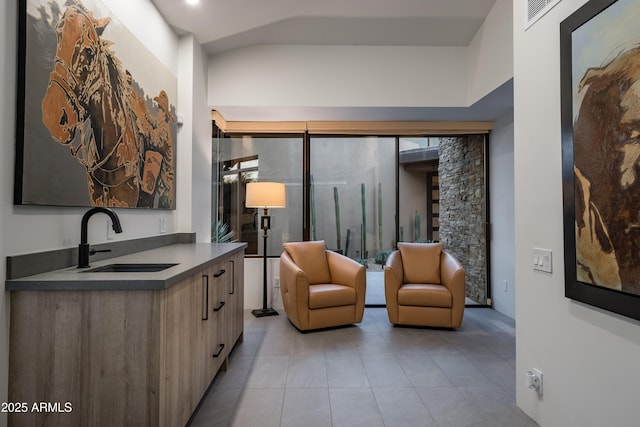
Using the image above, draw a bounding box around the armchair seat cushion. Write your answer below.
[309,284,356,309]
[398,284,452,308]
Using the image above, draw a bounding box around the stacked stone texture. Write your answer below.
[438,135,487,303]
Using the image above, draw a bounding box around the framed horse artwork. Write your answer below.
[15,0,178,209]
[561,0,640,321]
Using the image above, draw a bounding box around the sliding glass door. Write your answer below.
[309,136,397,305]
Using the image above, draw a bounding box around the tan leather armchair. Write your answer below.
[280,240,366,331]
[384,242,465,328]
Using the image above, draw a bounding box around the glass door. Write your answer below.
[309,136,397,306]
[398,135,489,305]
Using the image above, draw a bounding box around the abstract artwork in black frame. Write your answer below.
[561,0,640,321]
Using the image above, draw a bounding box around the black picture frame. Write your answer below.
[561,0,640,321]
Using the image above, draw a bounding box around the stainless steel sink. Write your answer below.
[84,263,178,273]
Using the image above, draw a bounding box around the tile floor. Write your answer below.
[189,307,537,427]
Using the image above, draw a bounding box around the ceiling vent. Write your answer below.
[526,0,562,29]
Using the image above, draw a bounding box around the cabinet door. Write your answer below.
[162,274,202,427]
[209,264,228,375]
[196,271,214,397]
[226,252,245,349]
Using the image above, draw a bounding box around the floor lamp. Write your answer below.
[246,182,286,317]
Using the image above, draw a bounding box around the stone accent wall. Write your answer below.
[439,135,487,303]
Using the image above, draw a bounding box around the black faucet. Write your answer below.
[78,207,123,268]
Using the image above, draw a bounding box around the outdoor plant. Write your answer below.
[211,221,235,243]
[334,186,341,250]
[345,228,351,257]
[374,249,392,265]
[310,174,317,240]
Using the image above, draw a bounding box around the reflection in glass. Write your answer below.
[214,134,303,255]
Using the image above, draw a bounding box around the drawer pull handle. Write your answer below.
[214,269,226,278]
[213,301,226,312]
[212,343,225,358]
[202,275,209,321]
[229,260,235,294]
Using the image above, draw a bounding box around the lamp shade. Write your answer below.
[245,182,286,208]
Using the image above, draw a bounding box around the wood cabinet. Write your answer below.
[8,249,244,427]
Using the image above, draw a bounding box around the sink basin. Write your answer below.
[84,263,178,273]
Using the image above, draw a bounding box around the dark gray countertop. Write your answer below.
[5,242,247,291]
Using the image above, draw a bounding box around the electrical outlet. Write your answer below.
[273,277,280,288]
[503,280,508,293]
[526,368,543,397]
[159,217,167,233]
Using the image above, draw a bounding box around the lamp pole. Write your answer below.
[252,207,278,317]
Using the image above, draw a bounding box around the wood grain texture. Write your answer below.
[8,249,245,427]
[9,290,160,427]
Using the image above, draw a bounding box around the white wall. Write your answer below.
[514,0,640,425]
[209,45,469,109]
[208,0,514,114]
[467,0,513,105]
[178,35,213,243]
[245,258,282,311]
[0,2,210,425]
[489,111,515,318]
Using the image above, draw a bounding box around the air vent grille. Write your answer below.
[526,0,562,29]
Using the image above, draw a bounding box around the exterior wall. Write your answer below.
[439,136,486,303]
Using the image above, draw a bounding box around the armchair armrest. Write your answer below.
[326,251,366,322]
[440,251,465,296]
[384,250,403,323]
[280,252,311,329]
[327,251,365,288]
[384,250,403,291]
[440,251,466,327]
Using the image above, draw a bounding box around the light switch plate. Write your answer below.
[533,248,552,273]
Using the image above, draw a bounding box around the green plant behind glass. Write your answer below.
[212,221,236,243]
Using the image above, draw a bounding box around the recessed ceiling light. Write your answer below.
[186,0,199,5]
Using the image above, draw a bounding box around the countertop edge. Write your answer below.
[6,242,247,291]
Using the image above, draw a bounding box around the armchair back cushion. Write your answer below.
[283,240,331,284]
[397,242,443,284]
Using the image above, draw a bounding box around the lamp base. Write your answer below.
[251,307,279,318]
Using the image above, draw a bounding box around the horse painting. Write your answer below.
[40,0,175,208]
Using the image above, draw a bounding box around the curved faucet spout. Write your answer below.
[78,207,123,268]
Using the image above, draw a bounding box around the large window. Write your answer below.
[212,126,489,306]
[309,136,397,265]
[213,132,303,255]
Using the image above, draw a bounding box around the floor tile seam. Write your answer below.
[370,384,435,425]
[225,355,257,391]
[329,386,385,426]
[429,352,494,387]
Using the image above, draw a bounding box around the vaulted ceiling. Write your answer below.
[150,0,511,122]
